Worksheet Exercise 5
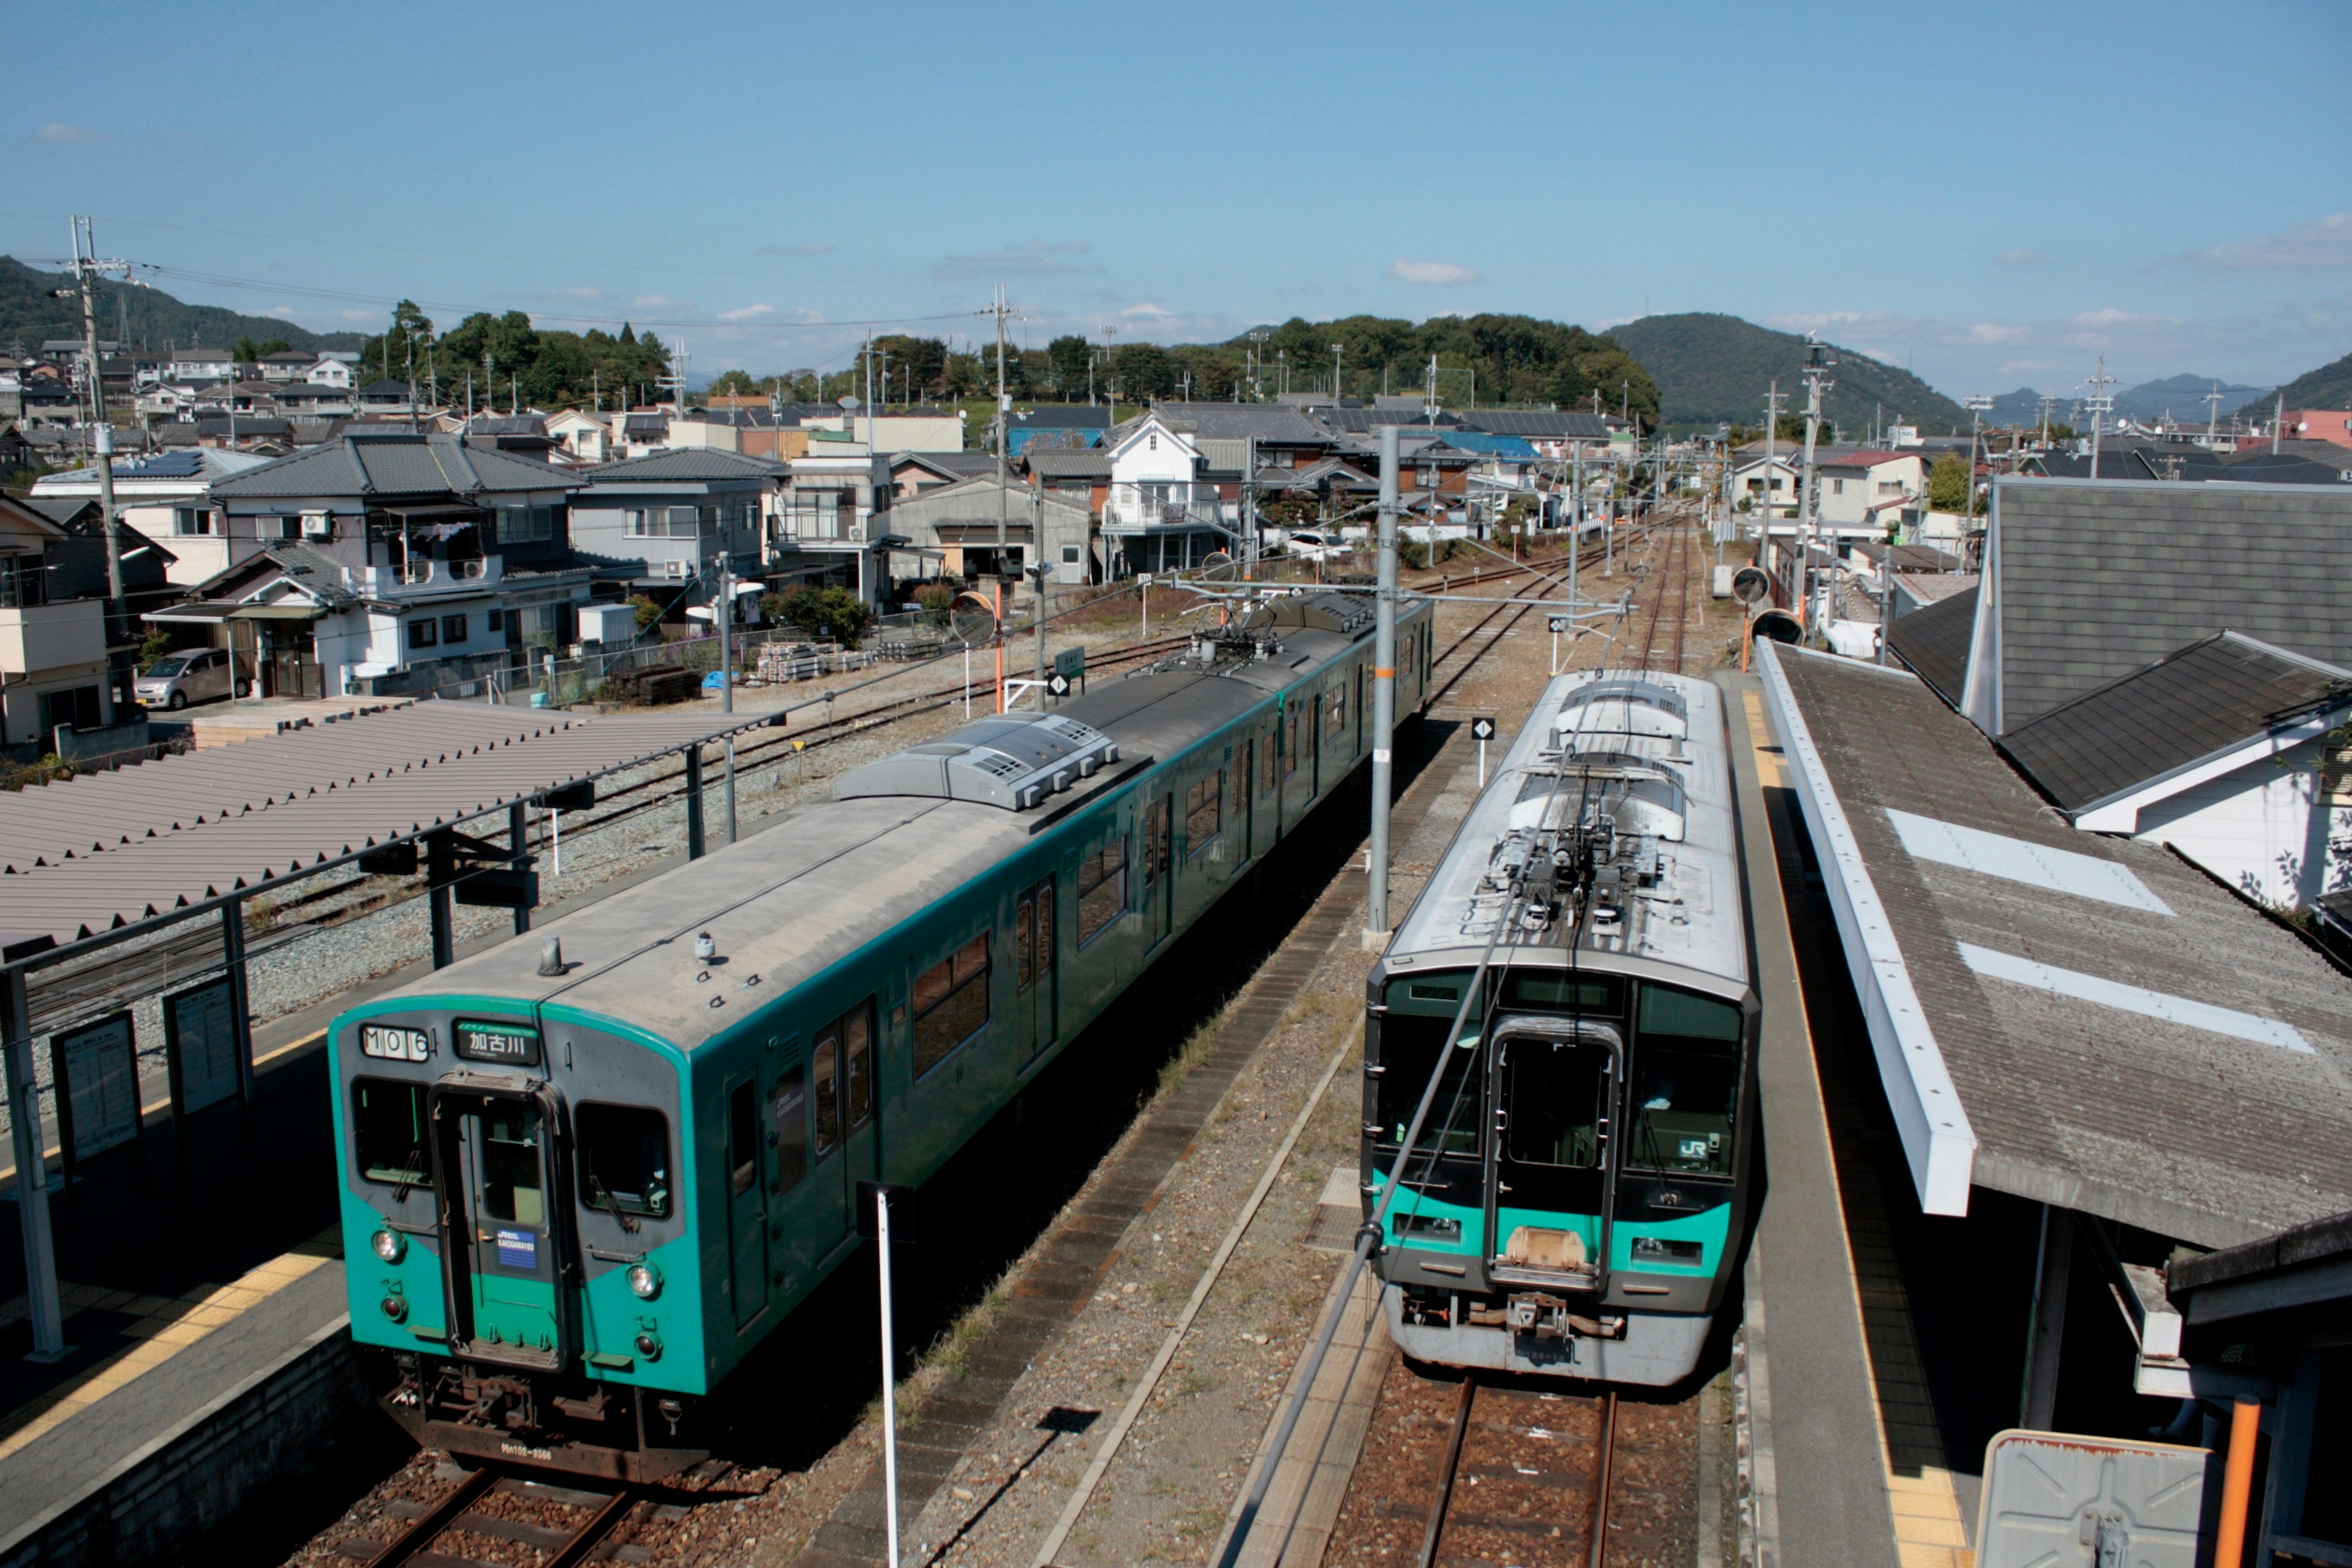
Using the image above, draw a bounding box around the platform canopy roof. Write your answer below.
[1759,640,2352,1250]
[0,701,775,962]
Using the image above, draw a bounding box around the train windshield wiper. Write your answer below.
[589,1171,640,1235]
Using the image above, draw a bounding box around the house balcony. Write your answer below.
[1102,481,1234,538]
[356,555,504,597]
[778,505,875,552]
[0,599,107,675]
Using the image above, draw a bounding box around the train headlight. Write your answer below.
[372,1229,405,1264]
[626,1262,662,1300]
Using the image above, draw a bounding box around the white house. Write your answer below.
[28,447,274,585]
[165,347,235,383]
[545,409,617,464]
[1728,444,1801,519]
[1812,448,1926,532]
[1101,412,1234,576]
[305,354,356,390]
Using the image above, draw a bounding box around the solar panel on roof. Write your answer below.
[122,451,205,477]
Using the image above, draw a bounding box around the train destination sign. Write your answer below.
[454,1020,543,1067]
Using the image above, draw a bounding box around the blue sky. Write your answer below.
[6,1,2348,398]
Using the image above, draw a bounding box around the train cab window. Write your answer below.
[1185,771,1221,858]
[1077,839,1126,946]
[351,1078,428,1186]
[1629,987,1743,1178]
[913,934,991,1077]
[1503,1039,1605,1169]
[1373,1014,1483,1155]
[772,1064,809,1193]
[576,1103,671,1219]
[477,1106,545,1224]
[728,1084,758,1197]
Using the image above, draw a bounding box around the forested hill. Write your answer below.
[2255,347,2352,413]
[0,256,364,358]
[1608,312,1972,435]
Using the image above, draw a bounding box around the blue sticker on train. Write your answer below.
[496,1229,537,1270]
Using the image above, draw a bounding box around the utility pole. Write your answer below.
[987,287,1016,710]
[1366,424,1401,951]
[1425,353,1438,426]
[2038,394,2056,449]
[1962,394,1992,540]
[1798,337,1834,640]
[67,216,134,716]
[1331,342,1343,404]
[1762,380,1783,574]
[2082,358,2116,478]
[2273,391,2285,456]
[2202,382,2223,448]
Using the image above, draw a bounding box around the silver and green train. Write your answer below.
[1363,669,1757,1385]
[328,591,1435,1479]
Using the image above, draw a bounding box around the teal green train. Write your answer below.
[1365,669,1759,1384]
[329,591,1434,1480]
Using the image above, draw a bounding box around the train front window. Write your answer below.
[352,1077,428,1186]
[476,1106,545,1224]
[576,1102,671,1218]
[1628,986,1743,1178]
[1502,1038,1605,1169]
[1374,1014,1483,1155]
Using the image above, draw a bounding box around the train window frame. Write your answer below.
[1260,723,1278,795]
[813,1030,842,1159]
[1625,985,1744,1180]
[1141,796,1172,888]
[727,1082,759,1198]
[1076,834,1126,948]
[575,1102,673,1220]
[1283,709,1300,780]
[1326,680,1346,739]
[350,1076,429,1187]
[771,1060,809,1195]
[1016,876,1054,991]
[913,933,992,1079]
[814,999,876,1129]
[1185,767,1221,859]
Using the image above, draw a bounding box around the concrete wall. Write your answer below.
[0,1319,371,1568]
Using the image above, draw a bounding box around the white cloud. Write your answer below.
[1993,248,2045,265]
[755,243,835,258]
[556,286,603,301]
[1387,260,1480,287]
[2187,214,2352,271]
[1120,301,1176,321]
[1966,323,2028,342]
[34,121,93,144]
[720,303,776,320]
[2070,308,2141,328]
[629,295,683,310]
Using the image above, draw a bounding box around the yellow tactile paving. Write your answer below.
[0,1226,341,1464]
[1744,690,1977,1568]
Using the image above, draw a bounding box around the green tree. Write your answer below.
[1110,342,1176,402]
[707,369,761,398]
[1046,335,1091,398]
[872,335,948,402]
[778,585,873,647]
[1928,453,1972,513]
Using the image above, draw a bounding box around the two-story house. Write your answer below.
[257,350,319,383]
[165,347,235,383]
[1812,448,1927,535]
[0,494,175,748]
[28,447,274,586]
[544,409,616,465]
[177,430,600,698]
[783,442,896,603]
[567,448,780,614]
[1101,411,1237,576]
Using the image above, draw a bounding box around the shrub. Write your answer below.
[777,585,875,649]
[630,593,663,630]
[914,584,956,627]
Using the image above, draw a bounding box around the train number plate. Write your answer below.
[454,1020,541,1067]
[360,1025,431,1062]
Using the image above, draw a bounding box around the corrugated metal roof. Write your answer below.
[0,703,777,953]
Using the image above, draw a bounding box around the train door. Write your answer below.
[1140,794,1173,949]
[1242,737,1257,859]
[1485,1021,1621,1284]
[435,1085,565,1363]
[1309,694,1324,797]
[834,998,880,1232]
[799,999,875,1278]
[1016,875,1058,1063]
[766,1039,829,1300]
[724,1077,767,1328]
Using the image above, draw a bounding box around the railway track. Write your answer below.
[350,1463,643,1568]
[1632,523,1693,674]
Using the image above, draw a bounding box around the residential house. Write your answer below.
[190,430,595,697]
[273,382,356,418]
[16,365,80,425]
[544,409,616,465]
[1101,411,1234,576]
[166,347,235,383]
[782,446,895,603]
[1451,409,1615,461]
[617,411,671,459]
[1005,405,1110,455]
[1022,449,1110,520]
[257,350,318,383]
[353,379,415,417]
[1728,442,1801,518]
[0,493,175,747]
[889,449,997,499]
[461,415,561,458]
[1812,448,1926,532]
[889,474,1091,584]
[567,448,780,609]
[195,417,295,451]
[1882,475,2352,910]
[136,381,203,421]
[2275,409,2352,450]
[305,354,357,390]
[29,447,274,585]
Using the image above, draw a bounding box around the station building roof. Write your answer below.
[1758,639,2352,1248]
[0,701,778,962]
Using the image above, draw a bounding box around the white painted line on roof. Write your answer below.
[1956,943,2314,1054]
[1885,807,2174,915]
[1756,644,1977,1216]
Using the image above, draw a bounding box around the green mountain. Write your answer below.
[0,255,365,359]
[2246,347,2352,413]
[1607,312,1973,437]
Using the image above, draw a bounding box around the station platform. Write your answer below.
[1719,669,1974,1568]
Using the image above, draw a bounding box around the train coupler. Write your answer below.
[1505,1292,1623,1341]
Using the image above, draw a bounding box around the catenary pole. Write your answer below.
[72,219,130,718]
[1366,425,1400,949]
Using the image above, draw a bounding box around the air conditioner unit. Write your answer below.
[663,559,689,579]
[301,513,332,539]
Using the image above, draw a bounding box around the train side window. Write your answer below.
[728,1083,758,1198]
[842,1000,874,1126]
[813,1032,841,1158]
[1260,725,1278,794]
[1185,769,1221,858]
[1142,796,1172,886]
[1327,680,1346,739]
[913,933,991,1077]
[1629,987,1743,1178]
[1283,710,1300,779]
[351,1077,428,1186]
[1077,837,1126,946]
[772,1065,809,1194]
[1017,878,1054,989]
[576,1102,671,1218]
